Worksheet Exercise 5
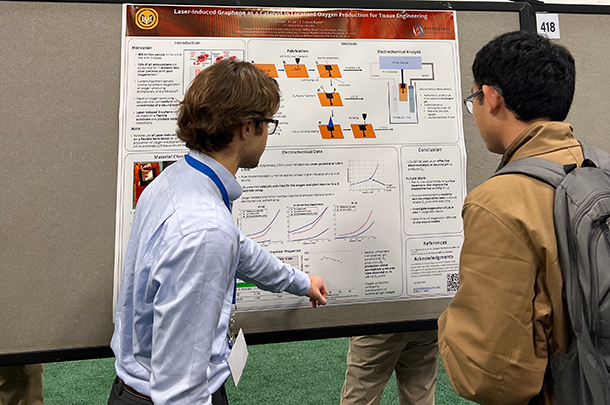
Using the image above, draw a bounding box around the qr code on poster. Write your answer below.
[446,273,460,292]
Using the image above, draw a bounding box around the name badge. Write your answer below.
[227,328,248,386]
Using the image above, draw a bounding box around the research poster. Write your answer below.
[115,5,466,311]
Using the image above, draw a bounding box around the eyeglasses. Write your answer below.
[463,85,503,115]
[259,118,279,135]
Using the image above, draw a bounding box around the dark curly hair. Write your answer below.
[176,59,280,152]
[473,30,575,122]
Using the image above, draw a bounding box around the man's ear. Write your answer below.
[238,122,253,140]
[482,85,503,113]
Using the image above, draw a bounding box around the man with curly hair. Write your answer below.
[109,59,328,405]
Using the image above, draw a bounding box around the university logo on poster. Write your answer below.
[135,8,158,30]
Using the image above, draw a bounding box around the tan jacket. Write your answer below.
[438,122,583,405]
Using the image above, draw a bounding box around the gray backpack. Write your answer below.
[493,143,610,404]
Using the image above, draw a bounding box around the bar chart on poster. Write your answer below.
[115,5,467,311]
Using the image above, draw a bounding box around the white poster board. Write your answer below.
[115,5,466,312]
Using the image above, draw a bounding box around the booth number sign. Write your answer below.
[536,14,560,39]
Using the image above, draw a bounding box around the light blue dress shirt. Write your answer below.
[111,150,310,404]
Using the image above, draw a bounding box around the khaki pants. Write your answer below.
[0,365,44,405]
[341,331,438,405]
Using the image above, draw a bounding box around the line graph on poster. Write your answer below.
[348,160,395,193]
[237,208,284,246]
[334,205,376,242]
[288,205,332,244]
[306,251,357,298]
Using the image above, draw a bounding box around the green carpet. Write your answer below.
[43,337,474,404]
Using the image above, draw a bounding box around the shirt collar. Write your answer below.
[499,121,576,169]
[188,149,243,202]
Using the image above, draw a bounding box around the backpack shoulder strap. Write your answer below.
[581,142,610,169]
[492,157,567,188]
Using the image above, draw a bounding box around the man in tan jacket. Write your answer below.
[438,31,581,405]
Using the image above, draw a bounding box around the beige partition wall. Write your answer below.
[557,13,610,153]
[0,1,521,361]
[1,2,123,358]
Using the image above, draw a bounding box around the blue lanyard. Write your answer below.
[184,154,237,305]
[185,154,231,212]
